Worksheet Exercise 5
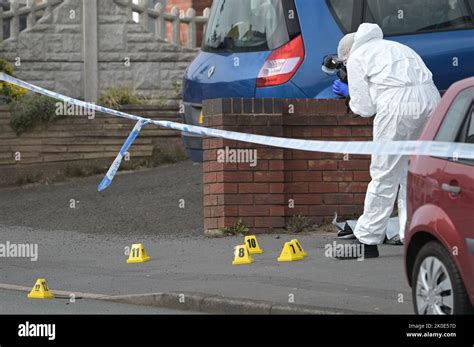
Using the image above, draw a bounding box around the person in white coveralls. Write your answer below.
[332,23,441,259]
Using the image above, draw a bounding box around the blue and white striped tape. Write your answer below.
[97,119,149,192]
[1,72,473,191]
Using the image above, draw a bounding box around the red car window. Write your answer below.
[436,87,474,142]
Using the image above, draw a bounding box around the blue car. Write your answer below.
[182,0,474,162]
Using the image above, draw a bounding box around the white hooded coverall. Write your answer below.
[347,24,441,245]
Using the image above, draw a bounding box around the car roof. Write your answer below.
[447,77,474,94]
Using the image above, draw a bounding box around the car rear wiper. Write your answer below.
[218,37,236,50]
[205,37,236,52]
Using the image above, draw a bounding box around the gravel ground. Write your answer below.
[0,161,203,238]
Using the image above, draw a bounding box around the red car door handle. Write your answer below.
[442,183,462,196]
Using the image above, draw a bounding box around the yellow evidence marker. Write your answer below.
[244,235,263,254]
[127,243,151,263]
[278,242,304,262]
[27,278,54,299]
[291,239,307,257]
[232,245,254,265]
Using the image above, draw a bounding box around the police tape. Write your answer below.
[97,119,150,191]
[1,73,473,192]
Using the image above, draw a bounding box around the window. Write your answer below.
[327,0,357,33]
[436,87,474,142]
[365,0,474,36]
[457,106,474,143]
[453,105,474,164]
[435,88,474,164]
[203,0,300,53]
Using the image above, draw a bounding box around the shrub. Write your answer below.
[0,59,14,75]
[9,94,60,135]
[97,86,142,109]
[0,59,28,104]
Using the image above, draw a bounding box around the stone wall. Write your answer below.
[0,1,83,98]
[0,104,183,186]
[97,0,198,104]
[0,0,198,105]
[202,98,373,233]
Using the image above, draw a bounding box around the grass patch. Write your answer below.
[15,174,40,186]
[64,165,88,178]
[286,214,315,233]
[151,145,187,166]
[219,219,249,236]
[97,86,143,109]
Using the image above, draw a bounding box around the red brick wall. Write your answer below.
[166,0,212,46]
[166,0,211,13]
[202,98,373,233]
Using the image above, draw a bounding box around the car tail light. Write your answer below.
[256,35,305,88]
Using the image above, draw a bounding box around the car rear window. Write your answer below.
[202,0,300,53]
[364,0,474,36]
[462,108,474,143]
[328,0,474,35]
[327,0,357,33]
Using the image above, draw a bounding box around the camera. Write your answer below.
[322,54,348,84]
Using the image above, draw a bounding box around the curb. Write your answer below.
[0,283,360,314]
[100,292,359,315]
[0,283,107,300]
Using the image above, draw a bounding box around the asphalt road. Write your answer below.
[0,161,204,237]
[0,161,413,314]
[0,289,194,314]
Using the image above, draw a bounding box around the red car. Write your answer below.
[406,77,474,315]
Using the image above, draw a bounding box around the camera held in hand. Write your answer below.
[322,54,348,84]
[322,54,356,116]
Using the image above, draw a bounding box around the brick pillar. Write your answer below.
[203,98,373,233]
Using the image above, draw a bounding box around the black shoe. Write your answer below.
[337,223,356,240]
[335,239,379,260]
[385,235,403,246]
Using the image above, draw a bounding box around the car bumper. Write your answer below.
[181,102,203,162]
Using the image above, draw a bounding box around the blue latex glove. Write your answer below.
[332,80,349,97]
